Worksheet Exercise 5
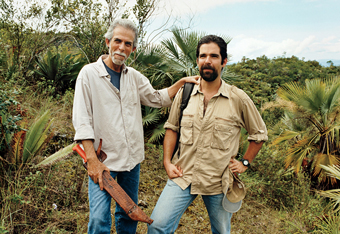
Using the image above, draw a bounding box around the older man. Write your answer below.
[148,35,268,234]
[72,19,198,234]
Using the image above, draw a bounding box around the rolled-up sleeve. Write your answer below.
[163,88,183,133]
[72,68,95,141]
[242,97,268,142]
[137,73,172,108]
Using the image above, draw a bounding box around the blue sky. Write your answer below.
[148,0,340,66]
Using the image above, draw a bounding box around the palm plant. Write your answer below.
[161,28,203,79]
[272,76,340,184]
[313,164,340,233]
[318,165,340,210]
[132,45,172,89]
[132,45,172,144]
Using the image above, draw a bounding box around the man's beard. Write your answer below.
[199,65,218,82]
[109,49,127,66]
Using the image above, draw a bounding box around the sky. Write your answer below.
[145,0,340,66]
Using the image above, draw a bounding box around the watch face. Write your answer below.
[242,160,249,166]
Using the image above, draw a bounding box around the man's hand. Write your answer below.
[82,139,110,190]
[87,151,110,190]
[229,158,248,174]
[167,75,200,98]
[164,161,183,179]
[182,75,200,85]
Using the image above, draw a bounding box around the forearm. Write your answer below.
[163,129,178,166]
[230,141,264,173]
[81,139,97,162]
[242,141,264,163]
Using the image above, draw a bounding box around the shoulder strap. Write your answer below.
[180,82,195,112]
[171,82,194,159]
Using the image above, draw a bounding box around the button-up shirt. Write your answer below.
[73,56,172,171]
[164,80,268,195]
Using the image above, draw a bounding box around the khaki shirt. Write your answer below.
[73,56,171,171]
[164,80,268,195]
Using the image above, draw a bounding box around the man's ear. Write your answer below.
[132,47,137,52]
[105,38,110,47]
[222,58,228,67]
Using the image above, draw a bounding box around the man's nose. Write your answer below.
[118,42,125,51]
[205,56,212,64]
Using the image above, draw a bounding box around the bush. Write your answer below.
[0,82,22,157]
[243,144,325,210]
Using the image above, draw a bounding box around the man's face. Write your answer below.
[197,42,227,82]
[106,26,136,66]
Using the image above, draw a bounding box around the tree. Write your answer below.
[46,0,109,62]
[271,76,340,185]
[0,0,57,77]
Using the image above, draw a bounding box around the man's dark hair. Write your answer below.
[196,35,228,64]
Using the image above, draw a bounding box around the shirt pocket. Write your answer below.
[127,88,138,105]
[210,123,233,150]
[180,120,193,145]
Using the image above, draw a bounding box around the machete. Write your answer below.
[72,141,153,225]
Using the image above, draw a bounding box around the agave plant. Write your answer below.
[35,142,76,168]
[34,47,86,95]
[4,110,54,168]
[272,76,340,184]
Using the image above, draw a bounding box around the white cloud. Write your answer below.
[154,0,275,17]
[229,35,340,63]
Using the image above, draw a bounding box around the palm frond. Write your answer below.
[318,165,340,211]
[147,123,166,144]
[313,213,340,232]
[320,164,340,181]
[142,107,161,127]
[284,137,315,173]
[313,153,340,183]
[272,130,300,145]
[324,77,340,114]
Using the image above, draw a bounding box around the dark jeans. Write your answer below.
[88,164,140,234]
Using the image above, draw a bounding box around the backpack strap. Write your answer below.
[171,82,195,159]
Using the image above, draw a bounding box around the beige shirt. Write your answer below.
[164,80,268,195]
[73,56,172,171]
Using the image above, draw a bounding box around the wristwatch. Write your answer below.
[240,159,250,167]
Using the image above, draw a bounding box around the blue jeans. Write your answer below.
[88,164,140,234]
[148,179,232,234]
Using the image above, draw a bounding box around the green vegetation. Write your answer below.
[1,0,340,233]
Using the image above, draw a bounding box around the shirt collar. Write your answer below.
[192,78,231,98]
[96,55,129,77]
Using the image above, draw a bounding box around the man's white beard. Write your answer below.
[109,49,127,66]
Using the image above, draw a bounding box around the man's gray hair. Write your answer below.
[104,19,138,49]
